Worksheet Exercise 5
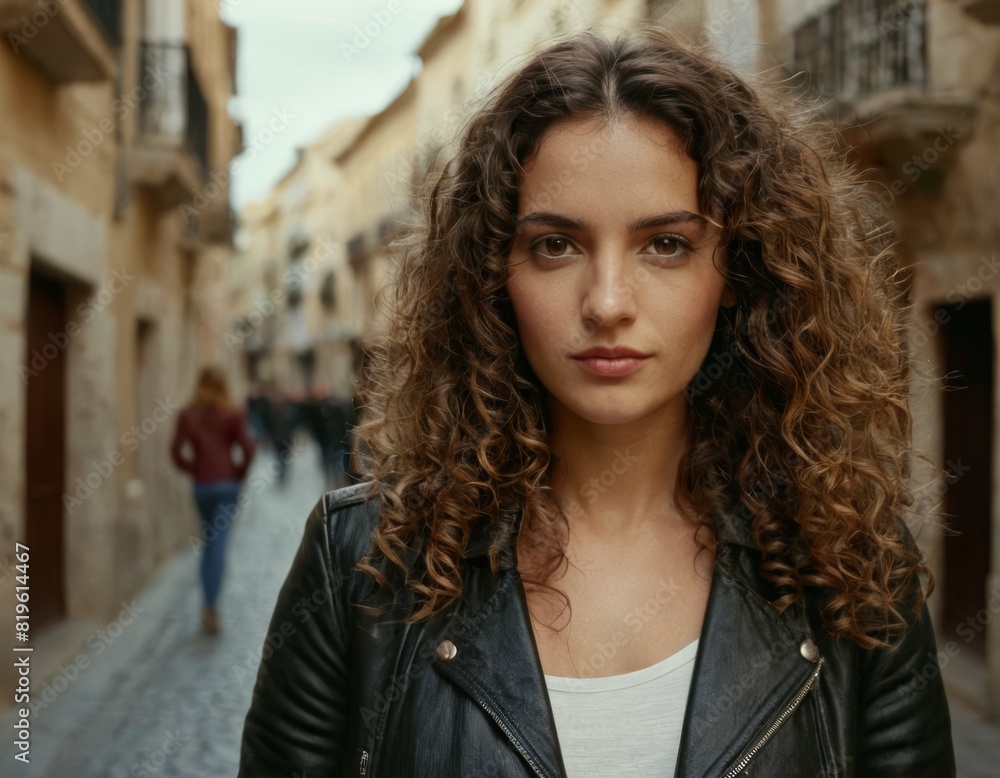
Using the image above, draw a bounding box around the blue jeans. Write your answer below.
[192,479,241,608]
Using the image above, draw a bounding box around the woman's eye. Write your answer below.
[528,234,692,261]
[648,235,690,257]
[531,236,575,258]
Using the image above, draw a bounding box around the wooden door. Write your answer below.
[24,271,68,632]
[938,298,993,656]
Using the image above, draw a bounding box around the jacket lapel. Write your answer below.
[671,519,820,777]
[432,567,567,778]
[433,504,820,778]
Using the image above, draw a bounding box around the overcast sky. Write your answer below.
[221,0,463,210]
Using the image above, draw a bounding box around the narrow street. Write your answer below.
[0,437,328,777]
[1,434,1000,776]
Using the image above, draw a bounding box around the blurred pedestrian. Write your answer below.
[171,365,256,635]
[270,389,300,486]
[301,384,352,490]
[245,382,269,447]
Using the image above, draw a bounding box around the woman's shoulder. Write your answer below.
[175,404,199,427]
[300,481,381,580]
[321,481,376,512]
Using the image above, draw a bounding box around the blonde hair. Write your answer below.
[191,365,233,411]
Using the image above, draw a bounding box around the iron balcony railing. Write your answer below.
[137,41,209,176]
[82,0,122,44]
[793,0,927,106]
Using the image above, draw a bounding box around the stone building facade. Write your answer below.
[0,0,238,707]
[230,115,367,402]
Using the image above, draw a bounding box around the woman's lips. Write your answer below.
[572,356,650,376]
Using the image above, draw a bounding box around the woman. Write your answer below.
[238,26,956,777]
[171,365,256,635]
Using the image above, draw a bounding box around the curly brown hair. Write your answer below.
[352,24,946,650]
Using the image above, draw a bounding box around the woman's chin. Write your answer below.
[561,402,656,428]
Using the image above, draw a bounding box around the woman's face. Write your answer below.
[505,112,736,428]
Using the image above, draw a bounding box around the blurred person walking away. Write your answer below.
[171,365,256,635]
[301,384,352,490]
[245,381,269,448]
[268,388,299,487]
[259,384,284,455]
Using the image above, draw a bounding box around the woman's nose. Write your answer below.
[581,255,638,328]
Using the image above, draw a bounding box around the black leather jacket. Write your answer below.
[238,481,956,777]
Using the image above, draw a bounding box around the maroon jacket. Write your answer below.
[171,404,256,484]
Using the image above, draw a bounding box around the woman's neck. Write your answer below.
[546,408,691,540]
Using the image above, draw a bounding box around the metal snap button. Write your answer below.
[436,639,457,661]
[800,636,819,662]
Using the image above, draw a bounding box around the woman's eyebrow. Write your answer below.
[514,210,721,232]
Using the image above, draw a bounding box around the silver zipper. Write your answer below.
[721,656,825,777]
[473,692,549,778]
[365,622,412,778]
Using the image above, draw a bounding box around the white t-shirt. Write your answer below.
[543,639,699,777]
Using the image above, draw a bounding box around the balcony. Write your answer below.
[793,0,928,112]
[0,0,120,83]
[200,199,234,245]
[127,42,209,208]
[793,0,975,149]
[958,0,1000,25]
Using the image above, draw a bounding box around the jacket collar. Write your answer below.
[437,501,820,778]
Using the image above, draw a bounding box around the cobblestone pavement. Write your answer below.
[0,437,330,778]
[942,647,1000,778]
[2,435,999,777]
